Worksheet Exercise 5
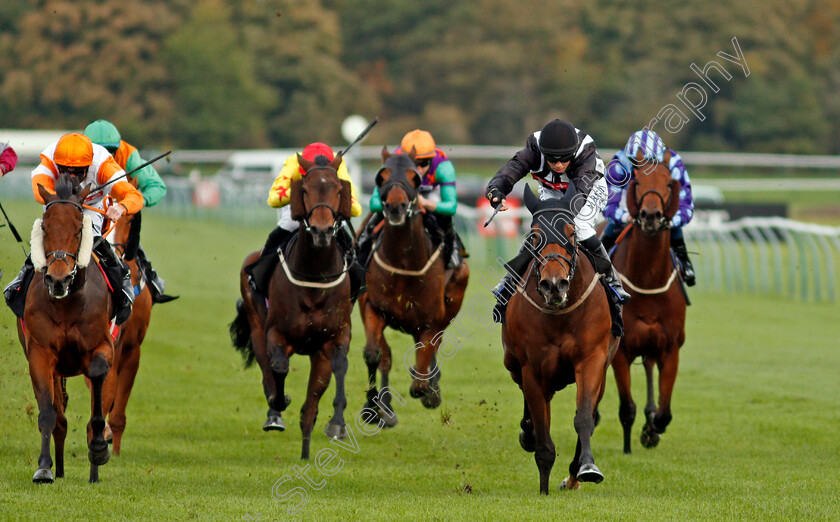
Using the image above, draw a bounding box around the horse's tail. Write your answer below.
[229,299,255,368]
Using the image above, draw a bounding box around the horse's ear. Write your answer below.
[37,183,55,203]
[523,184,539,214]
[626,180,639,218]
[290,178,306,221]
[665,179,681,220]
[408,146,417,162]
[332,151,343,172]
[297,153,313,175]
[381,146,390,162]
[77,183,91,202]
[662,149,672,168]
[338,179,353,220]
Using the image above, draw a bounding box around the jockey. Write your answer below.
[250,142,363,298]
[84,119,176,302]
[0,141,17,177]
[485,119,631,331]
[357,129,467,270]
[602,130,696,286]
[4,133,143,324]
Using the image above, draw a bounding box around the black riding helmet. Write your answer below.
[538,119,579,163]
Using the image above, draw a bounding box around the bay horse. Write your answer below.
[100,209,152,455]
[503,184,618,495]
[20,174,114,483]
[231,153,354,459]
[358,147,469,425]
[609,150,687,453]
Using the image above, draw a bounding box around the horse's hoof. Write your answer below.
[519,430,536,452]
[559,477,580,490]
[358,407,381,426]
[409,385,424,399]
[263,414,285,432]
[32,468,54,484]
[640,424,661,448]
[380,409,398,428]
[324,423,348,440]
[89,441,111,466]
[420,389,441,409]
[576,463,604,484]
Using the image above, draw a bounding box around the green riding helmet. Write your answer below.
[84,120,121,153]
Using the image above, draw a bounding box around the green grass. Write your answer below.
[1,200,838,520]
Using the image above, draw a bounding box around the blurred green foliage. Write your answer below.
[0,0,838,151]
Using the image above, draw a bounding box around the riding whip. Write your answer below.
[0,195,26,255]
[86,150,172,200]
[340,117,379,156]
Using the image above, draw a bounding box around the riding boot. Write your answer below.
[94,240,134,325]
[356,213,383,268]
[336,227,365,302]
[670,235,696,287]
[4,256,34,319]
[261,226,293,258]
[135,245,178,303]
[249,227,293,294]
[442,226,463,270]
[492,245,533,325]
[600,232,618,255]
[581,236,629,338]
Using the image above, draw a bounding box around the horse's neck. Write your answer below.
[288,226,343,277]
[380,215,431,269]
[620,229,672,286]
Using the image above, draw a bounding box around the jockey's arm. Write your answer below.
[369,187,383,213]
[0,144,17,176]
[267,156,300,208]
[99,157,143,216]
[430,160,457,216]
[126,148,166,207]
[336,160,362,217]
[669,152,694,227]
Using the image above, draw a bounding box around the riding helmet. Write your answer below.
[84,120,122,152]
[400,129,436,159]
[54,133,93,167]
[538,119,579,161]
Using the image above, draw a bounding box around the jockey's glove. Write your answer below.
[486,186,505,209]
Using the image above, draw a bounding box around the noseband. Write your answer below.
[532,243,578,286]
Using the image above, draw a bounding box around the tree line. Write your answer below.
[1,0,838,153]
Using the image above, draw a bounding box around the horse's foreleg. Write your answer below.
[266,327,291,414]
[325,340,349,441]
[640,355,661,448]
[409,330,442,409]
[612,348,637,454]
[654,349,679,434]
[28,347,57,483]
[52,375,68,479]
[570,357,606,486]
[361,300,389,423]
[87,347,112,483]
[300,352,332,460]
[521,370,554,495]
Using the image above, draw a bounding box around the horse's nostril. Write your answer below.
[44,274,54,285]
[640,209,648,219]
[538,280,553,294]
[559,279,570,292]
[654,210,662,220]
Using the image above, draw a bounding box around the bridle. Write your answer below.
[300,166,345,240]
[526,218,579,287]
[632,177,674,232]
[42,198,86,292]
[376,161,423,219]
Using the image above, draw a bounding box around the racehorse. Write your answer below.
[19,175,114,483]
[502,184,618,495]
[609,150,687,453]
[100,209,152,455]
[230,153,354,459]
[358,147,469,425]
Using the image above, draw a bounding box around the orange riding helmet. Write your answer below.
[400,129,436,159]
[54,133,94,167]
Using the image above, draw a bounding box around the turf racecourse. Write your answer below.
[0,202,838,520]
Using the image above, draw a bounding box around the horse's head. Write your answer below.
[626,150,681,235]
[523,184,580,308]
[376,146,422,226]
[290,152,352,249]
[32,174,93,299]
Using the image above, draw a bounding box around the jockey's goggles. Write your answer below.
[414,158,432,168]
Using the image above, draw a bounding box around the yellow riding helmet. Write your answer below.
[54,133,94,167]
[400,129,436,159]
